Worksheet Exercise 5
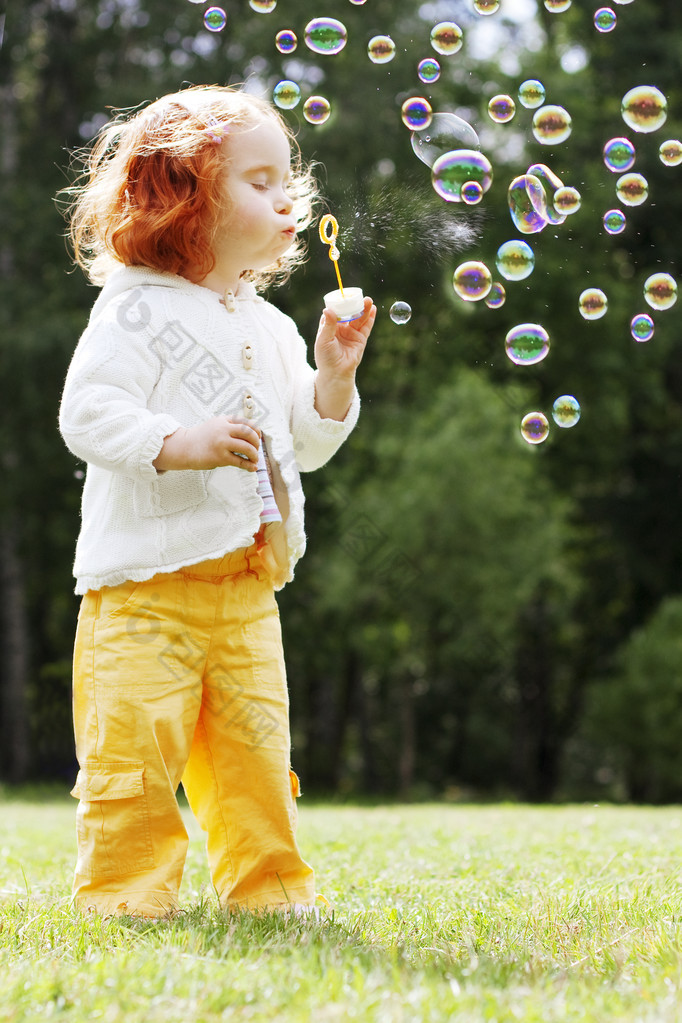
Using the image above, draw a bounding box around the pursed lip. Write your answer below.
[281,226,296,238]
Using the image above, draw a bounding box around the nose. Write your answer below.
[276,188,294,215]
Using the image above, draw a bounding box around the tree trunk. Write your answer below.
[0,520,31,782]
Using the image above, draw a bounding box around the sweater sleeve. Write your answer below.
[59,311,182,481]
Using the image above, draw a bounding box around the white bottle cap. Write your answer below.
[324,287,364,322]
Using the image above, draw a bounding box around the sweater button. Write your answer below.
[243,393,255,416]
[242,344,253,370]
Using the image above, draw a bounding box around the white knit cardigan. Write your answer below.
[59,266,360,593]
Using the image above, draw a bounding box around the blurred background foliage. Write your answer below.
[1,0,681,800]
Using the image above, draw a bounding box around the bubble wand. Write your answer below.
[319,214,365,322]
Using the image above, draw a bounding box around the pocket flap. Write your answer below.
[71,762,145,801]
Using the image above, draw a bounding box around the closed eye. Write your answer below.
[251,182,269,191]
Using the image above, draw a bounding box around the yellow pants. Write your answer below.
[70,537,315,918]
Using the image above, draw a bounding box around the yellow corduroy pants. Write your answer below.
[70,536,315,918]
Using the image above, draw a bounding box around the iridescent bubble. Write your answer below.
[411,113,480,167]
[603,136,636,172]
[485,282,506,309]
[496,239,535,281]
[508,174,549,234]
[532,105,572,145]
[418,58,441,84]
[303,96,331,125]
[553,186,581,214]
[621,85,668,134]
[616,172,648,206]
[505,323,550,366]
[603,208,626,234]
[249,0,276,10]
[453,261,493,302]
[579,288,608,320]
[630,313,655,342]
[275,29,297,54]
[518,80,546,110]
[348,0,366,4]
[304,17,347,55]
[432,150,493,203]
[659,139,682,167]
[203,6,226,31]
[430,22,463,56]
[474,0,500,12]
[488,95,516,124]
[461,180,484,205]
[527,163,568,226]
[594,7,617,31]
[272,80,301,110]
[368,35,395,64]
[389,301,412,325]
[401,97,433,131]
[521,412,550,445]
[552,395,581,428]
[644,272,678,310]
[544,0,571,11]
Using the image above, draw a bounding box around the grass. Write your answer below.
[2,795,682,1021]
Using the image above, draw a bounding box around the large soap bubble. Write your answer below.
[621,86,668,134]
[579,288,608,320]
[453,261,493,301]
[402,97,433,131]
[488,95,516,124]
[527,164,568,226]
[273,80,301,109]
[508,174,549,234]
[303,96,331,125]
[203,7,226,31]
[411,113,480,167]
[304,17,347,55]
[496,240,535,281]
[368,35,395,63]
[432,150,493,203]
[532,105,572,145]
[518,80,545,109]
[594,7,617,32]
[644,272,677,310]
[430,22,463,55]
[616,172,648,206]
[505,323,550,365]
[659,139,682,166]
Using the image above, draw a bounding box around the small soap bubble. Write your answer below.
[644,272,677,310]
[249,0,276,10]
[544,0,571,10]
[579,288,608,320]
[411,113,480,167]
[430,22,463,56]
[521,412,550,445]
[505,323,550,365]
[553,186,581,215]
[631,313,655,342]
[203,6,226,31]
[603,136,635,172]
[461,180,484,205]
[488,94,516,124]
[275,29,297,54]
[532,105,572,145]
[432,150,493,203]
[616,172,648,206]
[453,261,493,302]
[401,97,433,131]
[603,208,626,234]
[305,17,348,55]
[552,395,581,428]
[273,80,301,109]
[659,139,682,166]
[496,239,535,281]
[485,282,506,309]
[508,174,549,235]
[368,35,396,63]
[518,80,546,110]
[594,7,617,31]
[474,0,500,12]
[418,58,441,83]
[389,301,412,324]
[621,85,668,134]
[303,96,331,125]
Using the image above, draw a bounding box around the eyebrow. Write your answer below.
[243,163,290,178]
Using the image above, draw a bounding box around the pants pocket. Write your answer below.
[71,761,155,878]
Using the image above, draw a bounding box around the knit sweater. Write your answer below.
[59,266,360,594]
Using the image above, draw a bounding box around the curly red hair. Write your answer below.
[62,86,318,289]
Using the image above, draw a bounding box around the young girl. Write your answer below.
[59,85,376,919]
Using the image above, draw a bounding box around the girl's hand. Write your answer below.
[314,297,376,379]
[153,416,261,472]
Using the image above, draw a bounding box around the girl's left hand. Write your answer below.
[314,297,376,378]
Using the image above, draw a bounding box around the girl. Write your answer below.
[59,85,376,919]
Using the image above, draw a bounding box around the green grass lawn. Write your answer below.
[2,793,682,1021]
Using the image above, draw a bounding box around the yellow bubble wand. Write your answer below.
[319,214,345,296]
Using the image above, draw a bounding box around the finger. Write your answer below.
[224,415,262,438]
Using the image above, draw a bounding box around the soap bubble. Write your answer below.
[553,186,581,214]
[368,35,395,63]
[552,395,581,428]
[249,0,276,10]
[453,261,493,302]
[594,7,617,31]
[579,288,608,320]
[303,96,331,125]
[603,136,636,172]
[488,94,516,124]
[527,163,568,225]
[621,85,668,134]
[521,412,550,445]
[474,0,500,12]
[544,0,571,10]
[644,272,677,310]
[401,97,433,131]
[532,105,572,145]
[418,58,441,83]
[630,313,655,342]
[616,172,648,206]
[203,7,226,31]
[411,113,480,167]
[430,22,463,56]
[603,208,626,234]
[505,323,550,365]
[389,301,412,324]
[518,80,546,110]
[272,80,301,109]
[461,180,484,205]
[432,150,493,203]
[659,139,682,166]
[496,239,535,281]
[508,174,549,234]
[485,282,506,309]
[275,29,297,53]
[304,17,347,55]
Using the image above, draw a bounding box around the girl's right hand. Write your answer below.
[153,416,261,472]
